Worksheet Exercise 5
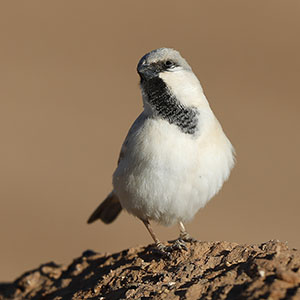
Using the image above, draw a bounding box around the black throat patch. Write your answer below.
[142,77,199,135]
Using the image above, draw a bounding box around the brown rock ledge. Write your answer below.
[1,240,300,300]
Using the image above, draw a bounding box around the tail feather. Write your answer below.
[87,192,122,224]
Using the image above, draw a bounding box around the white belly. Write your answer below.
[113,116,234,226]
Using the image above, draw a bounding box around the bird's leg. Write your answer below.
[141,219,169,255]
[141,219,189,254]
[178,222,197,242]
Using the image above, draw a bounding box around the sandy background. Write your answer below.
[0,1,299,281]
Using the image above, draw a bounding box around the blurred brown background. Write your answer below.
[0,0,299,281]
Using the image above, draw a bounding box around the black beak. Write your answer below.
[137,63,158,81]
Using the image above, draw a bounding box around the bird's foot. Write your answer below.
[168,239,188,251]
[152,239,189,257]
[152,242,171,258]
[179,232,197,243]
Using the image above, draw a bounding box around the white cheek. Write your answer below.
[159,70,208,108]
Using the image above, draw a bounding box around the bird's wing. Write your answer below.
[116,112,146,166]
[87,113,146,225]
[117,140,127,166]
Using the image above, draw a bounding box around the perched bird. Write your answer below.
[88,48,235,254]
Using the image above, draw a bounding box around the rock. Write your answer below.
[0,240,300,299]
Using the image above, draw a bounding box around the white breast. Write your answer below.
[113,112,235,226]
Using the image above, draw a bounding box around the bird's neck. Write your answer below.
[141,77,199,135]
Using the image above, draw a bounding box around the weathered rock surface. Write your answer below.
[1,240,300,299]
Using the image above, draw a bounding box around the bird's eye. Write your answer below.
[165,60,174,68]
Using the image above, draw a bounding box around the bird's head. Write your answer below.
[137,48,208,119]
[137,48,191,82]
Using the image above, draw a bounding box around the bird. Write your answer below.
[87,47,235,254]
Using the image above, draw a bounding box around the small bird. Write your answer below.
[88,48,235,254]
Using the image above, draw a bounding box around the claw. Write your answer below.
[152,240,188,257]
[179,222,197,243]
[179,233,197,243]
[153,243,171,258]
[169,239,188,251]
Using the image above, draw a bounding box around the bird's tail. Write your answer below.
[87,192,122,224]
